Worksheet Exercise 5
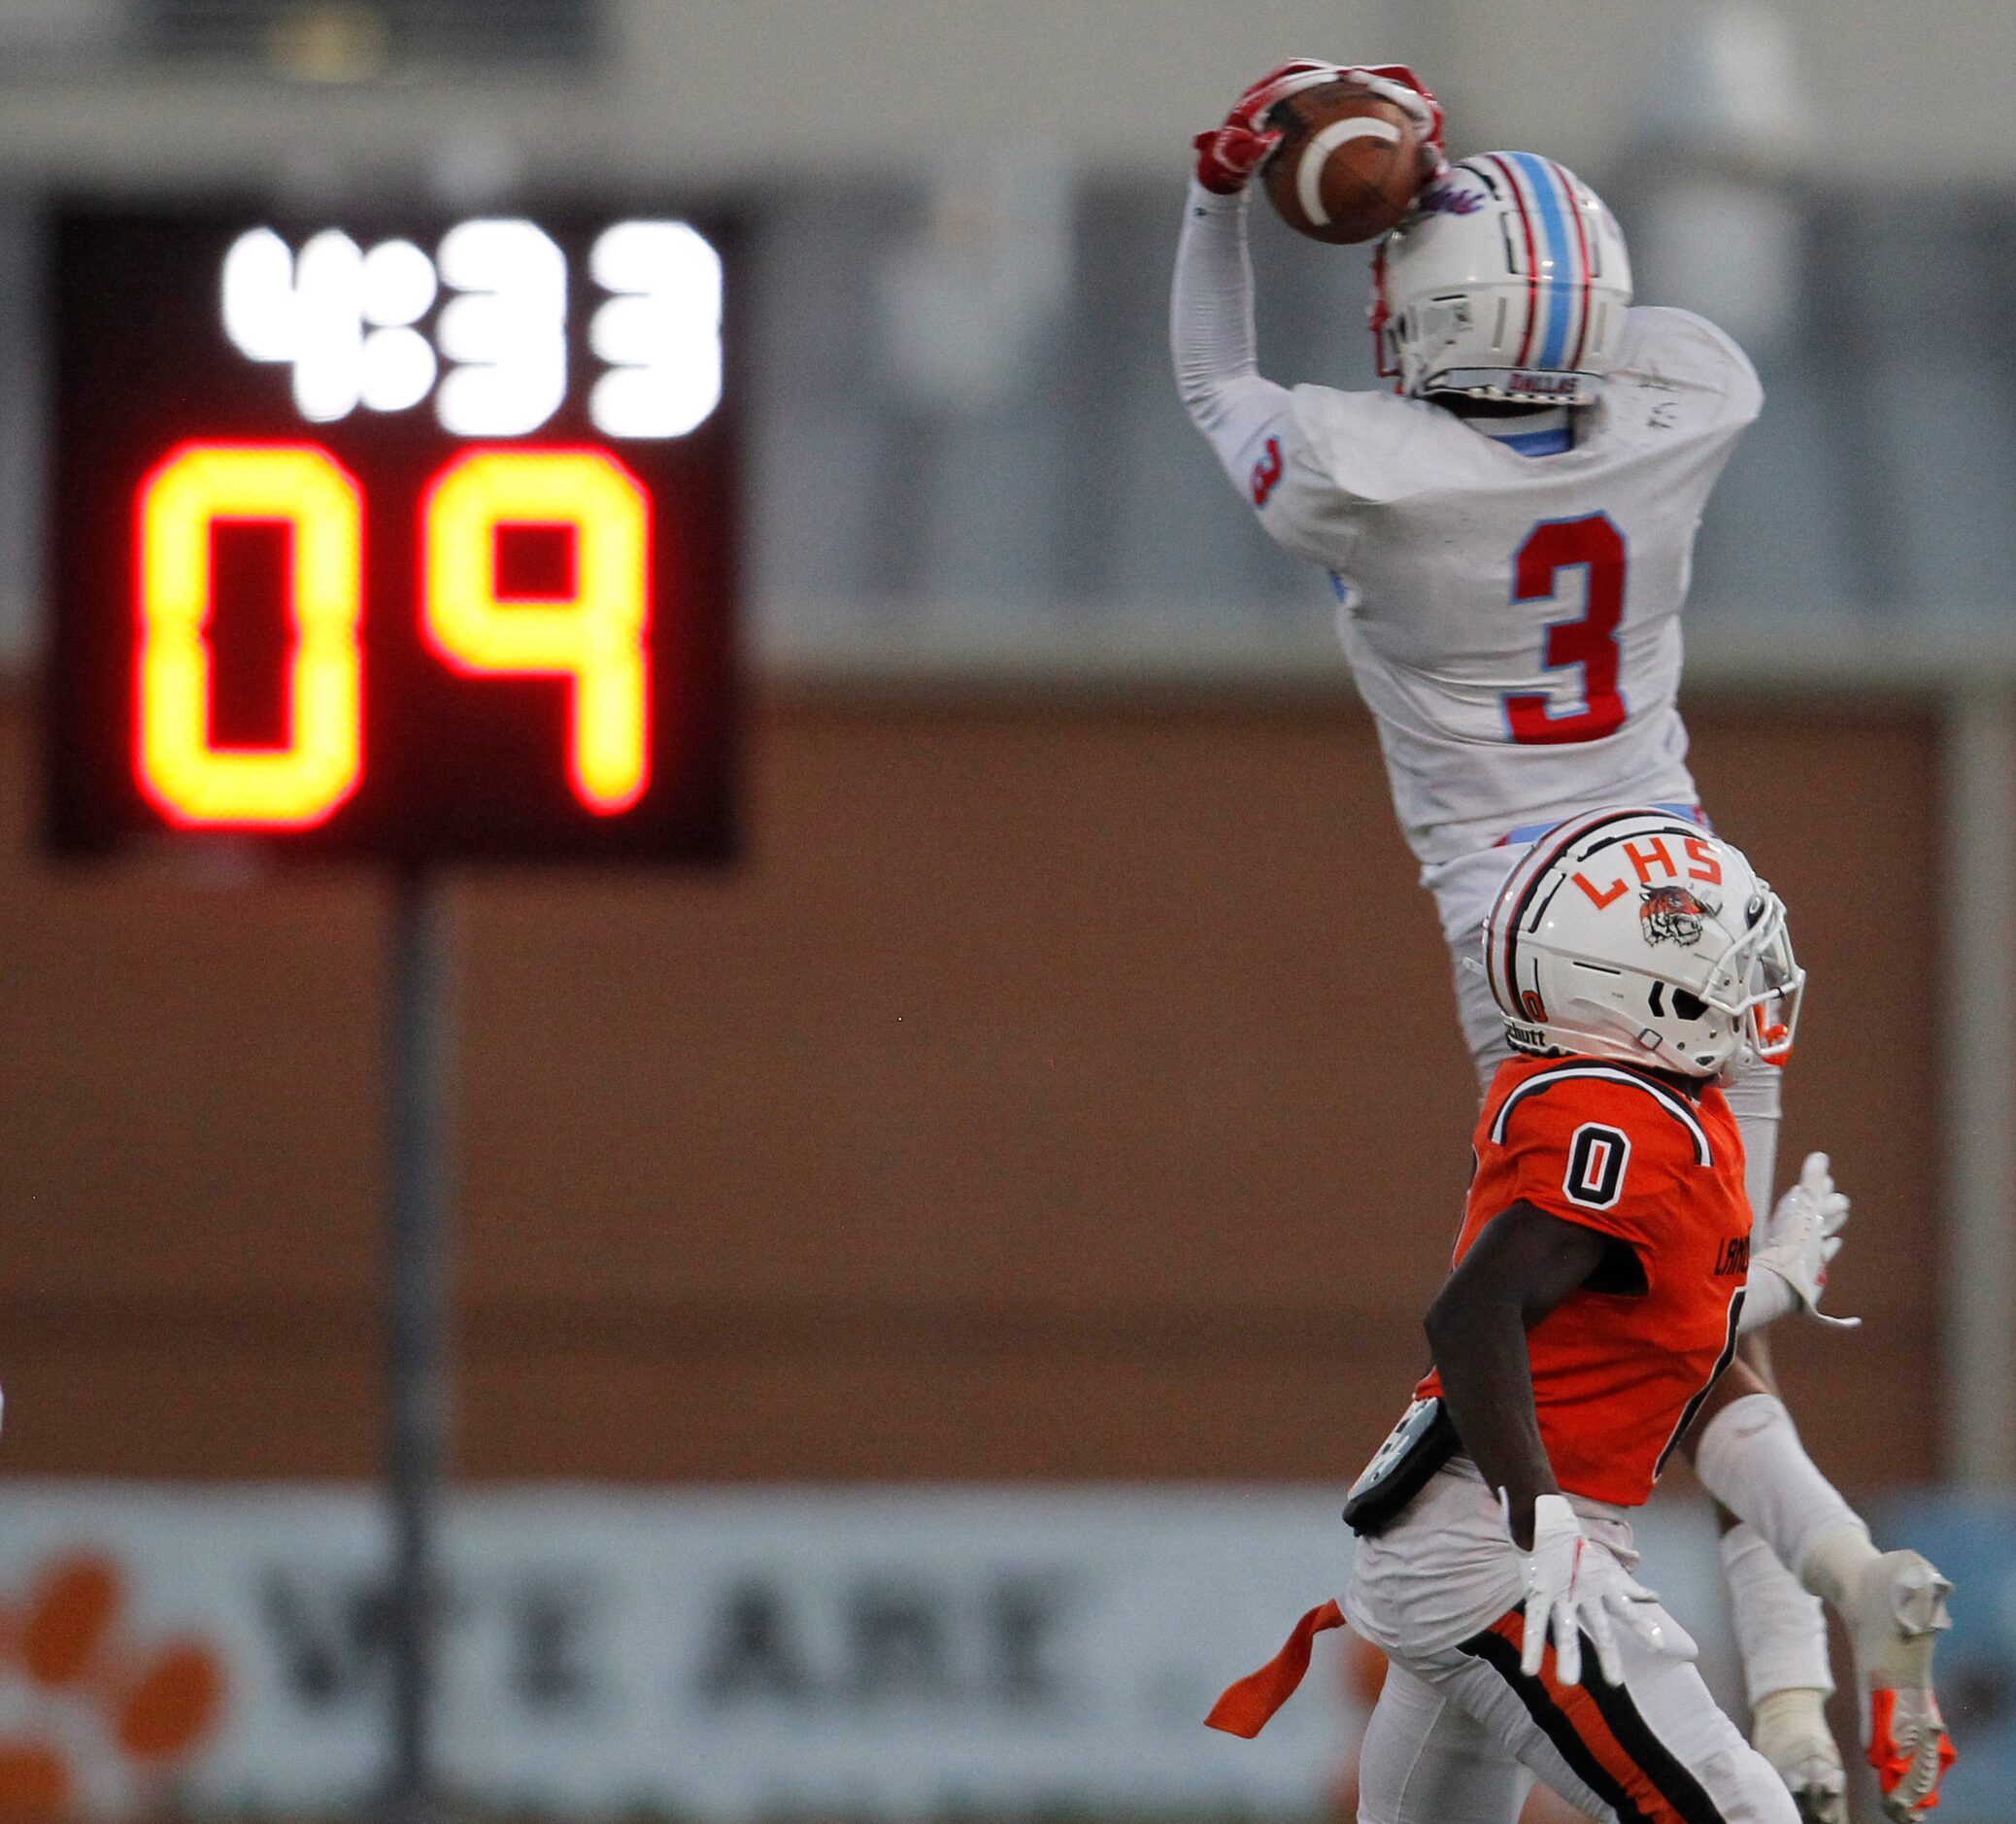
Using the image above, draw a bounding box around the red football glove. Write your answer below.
[1193,62,1447,196]
[1348,63,1446,170]
[1193,58,1343,195]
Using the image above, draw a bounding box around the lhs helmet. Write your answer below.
[1373,152,1632,406]
[1483,807,1803,1078]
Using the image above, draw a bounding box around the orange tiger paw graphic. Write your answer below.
[0,1552,224,1815]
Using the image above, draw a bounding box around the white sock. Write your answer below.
[1799,1520,1882,1613]
[1721,1521,1834,1705]
[1694,1394,1863,1576]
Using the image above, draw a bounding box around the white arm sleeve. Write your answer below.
[1171,180,1293,494]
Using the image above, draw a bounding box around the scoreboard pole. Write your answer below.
[386,867,456,1822]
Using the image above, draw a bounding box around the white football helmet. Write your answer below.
[1373,153,1632,405]
[1483,808,1803,1078]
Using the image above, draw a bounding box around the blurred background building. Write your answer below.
[3,1,2016,1819]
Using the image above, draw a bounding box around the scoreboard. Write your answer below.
[43,204,738,861]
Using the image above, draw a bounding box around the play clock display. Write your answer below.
[43,204,738,860]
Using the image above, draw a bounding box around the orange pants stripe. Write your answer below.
[1463,1610,1727,1824]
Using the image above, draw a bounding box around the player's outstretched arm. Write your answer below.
[1171,69,1324,490]
[1426,1202,1675,1686]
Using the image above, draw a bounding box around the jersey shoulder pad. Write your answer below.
[1489,1061,1715,1169]
[1287,383,1484,506]
[1486,1062,1715,1228]
[1608,307,1763,433]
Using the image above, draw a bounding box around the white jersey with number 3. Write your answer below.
[1256,308,1759,870]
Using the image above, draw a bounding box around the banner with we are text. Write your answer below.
[0,1485,1733,1818]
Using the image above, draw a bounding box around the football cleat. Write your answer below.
[1752,1688,1847,1824]
[1787,1761,1849,1824]
[1846,1551,1956,1820]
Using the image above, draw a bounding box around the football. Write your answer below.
[1261,79,1428,245]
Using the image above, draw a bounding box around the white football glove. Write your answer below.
[1517,1494,1692,1686]
[1751,1152,1858,1329]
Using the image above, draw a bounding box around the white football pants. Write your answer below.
[1357,1641,1798,1824]
[1349,1469,1798,1824]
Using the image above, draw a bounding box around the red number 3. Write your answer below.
[1503,514,1627,746]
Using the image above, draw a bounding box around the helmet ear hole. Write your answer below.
[1672,988,1708,1022]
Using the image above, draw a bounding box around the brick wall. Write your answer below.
[0,688,1943,1488]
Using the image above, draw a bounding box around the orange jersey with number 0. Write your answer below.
[1417,1055,1751,1506]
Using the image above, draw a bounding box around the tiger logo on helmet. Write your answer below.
[1639,883,1716,948]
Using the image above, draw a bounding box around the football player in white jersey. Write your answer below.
[1174,62,1954,1822]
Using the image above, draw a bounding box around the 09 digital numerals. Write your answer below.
[136,441,653,830]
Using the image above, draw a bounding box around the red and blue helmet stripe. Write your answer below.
[1476,152,1594,374]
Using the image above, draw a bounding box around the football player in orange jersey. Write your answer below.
[1206,811,1954,1823]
